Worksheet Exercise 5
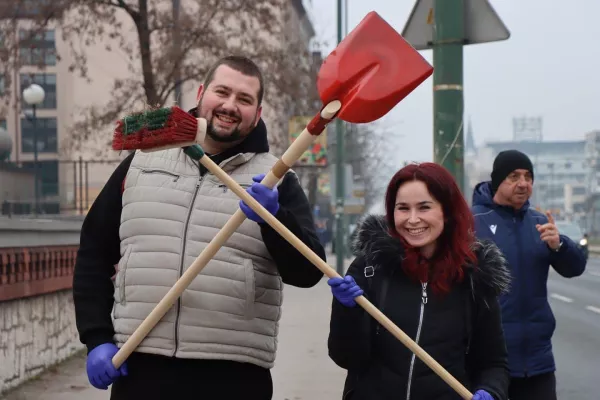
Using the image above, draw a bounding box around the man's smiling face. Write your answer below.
[196,64,262,151]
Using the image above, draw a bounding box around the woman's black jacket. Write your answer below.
[328,215,512,400]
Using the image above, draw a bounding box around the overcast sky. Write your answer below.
[303,0,600,164]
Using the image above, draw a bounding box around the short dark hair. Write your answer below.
[203,55,264,105]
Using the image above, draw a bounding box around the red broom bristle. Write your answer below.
[112,106,200,151]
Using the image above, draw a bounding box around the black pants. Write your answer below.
[508,372,557,400]
[110,352,273,400]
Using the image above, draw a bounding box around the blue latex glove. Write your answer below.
[328,275,364,307]
[472,390,494,400]
[239,174,280,224]
[86,343,128,390]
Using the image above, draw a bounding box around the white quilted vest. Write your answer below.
[113,148,285,368]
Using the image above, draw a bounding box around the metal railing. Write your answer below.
[0,245,78,302]
[1,157,122,217]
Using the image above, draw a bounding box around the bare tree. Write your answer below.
[346,121,402,212]
[0,0,319,157]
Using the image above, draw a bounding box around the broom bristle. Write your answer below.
[112,106,199,151]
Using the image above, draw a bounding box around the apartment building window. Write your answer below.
[19,29,56,66]
[20,159,58,196]
[9,0,53,18]
[0,120,6,130]
[547,186,564,198]
[20,73,57,109]
[21,117,57,153]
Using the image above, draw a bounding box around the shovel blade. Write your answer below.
[317,11,433,123]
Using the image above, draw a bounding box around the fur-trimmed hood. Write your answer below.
[351,214,511,297]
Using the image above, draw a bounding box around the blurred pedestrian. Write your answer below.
[471,150,587,400]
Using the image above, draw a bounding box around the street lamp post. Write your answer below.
[22,83,45,215]
[334,0,346,275]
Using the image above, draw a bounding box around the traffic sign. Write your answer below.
[402,0,510,50]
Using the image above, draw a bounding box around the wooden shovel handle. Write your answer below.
[113,103,471,399]
[112,101,340,368]
[114,155,472,400]
[204,157,473,400]
[355,295,472,399]
[112,100,471,399]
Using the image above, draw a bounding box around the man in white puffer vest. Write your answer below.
[73,55,326,400]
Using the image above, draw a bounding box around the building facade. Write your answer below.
[464,117,588,218]
[465,139,587,217]
[0,0,316,215]
[584,130,600,194]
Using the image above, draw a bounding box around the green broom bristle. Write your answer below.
[121,107,174,136]
[112,105,199,152]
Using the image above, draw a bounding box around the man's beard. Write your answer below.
[207,120,243,143]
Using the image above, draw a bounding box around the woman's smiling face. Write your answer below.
[394,180,444,258]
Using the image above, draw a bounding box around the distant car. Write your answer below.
[555,221,588,259]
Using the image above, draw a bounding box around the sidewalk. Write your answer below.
[3,253,353,400]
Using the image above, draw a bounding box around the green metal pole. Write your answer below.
[335,0,345,275]
[432,0,465,191]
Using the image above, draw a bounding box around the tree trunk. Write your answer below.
[136,0,158,105]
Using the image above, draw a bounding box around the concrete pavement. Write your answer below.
[271,276,346,400]
[7,253,600,399]
[2,253,353,400]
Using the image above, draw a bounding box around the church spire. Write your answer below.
[465,116,476,154]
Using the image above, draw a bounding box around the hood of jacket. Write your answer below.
[351,214,511,298]
[472,180,531,215]
[472,181,496,208]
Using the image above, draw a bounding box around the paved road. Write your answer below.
[548,257,600,399]
[5,254,599,400]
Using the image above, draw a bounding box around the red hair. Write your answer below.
[385,162,476,296]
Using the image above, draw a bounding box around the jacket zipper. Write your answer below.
[172,178,201,356]
[514,216,529,376]
[141,169,180,181]
[217,183,251,192]
[406,281,428,400]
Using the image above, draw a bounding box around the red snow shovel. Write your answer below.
[111,11,469,400]
[317,11,432,123]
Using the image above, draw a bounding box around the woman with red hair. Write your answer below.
[327,162,511,400]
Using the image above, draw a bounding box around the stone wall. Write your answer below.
[0,290,84,395]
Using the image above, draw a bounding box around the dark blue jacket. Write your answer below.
[471,181,586,378]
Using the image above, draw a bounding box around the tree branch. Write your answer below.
[116,0,139,19]
[3,0,317,157]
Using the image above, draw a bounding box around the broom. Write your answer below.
[112,106,207,152]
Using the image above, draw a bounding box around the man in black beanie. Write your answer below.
[490,149,534,204]
[470,149,587,400]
